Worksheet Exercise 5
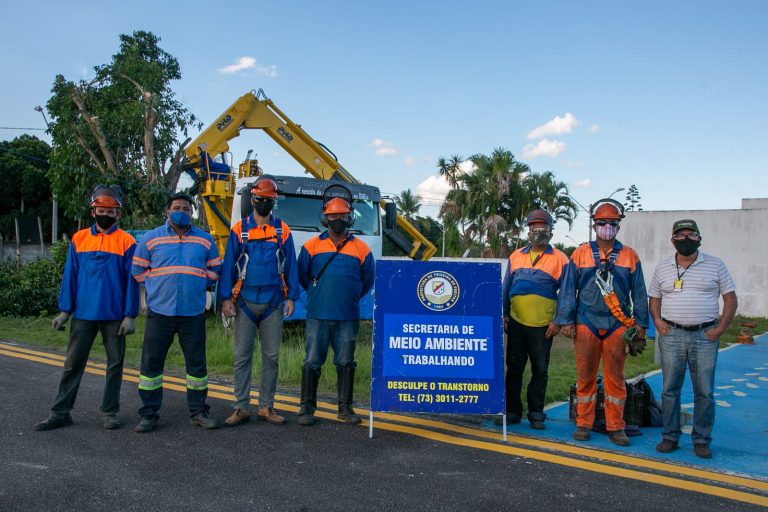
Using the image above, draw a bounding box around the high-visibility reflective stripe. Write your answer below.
[132,256,150,268]
[186,374,208,390]
[577,393,597,403]
[138,374,163,390]
[147,266,208,279]
[207,258,222,267]
[606,395,626,405]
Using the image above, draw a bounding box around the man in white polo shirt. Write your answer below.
[648,219,737,459]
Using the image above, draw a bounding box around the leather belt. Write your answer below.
[663,319,717,332]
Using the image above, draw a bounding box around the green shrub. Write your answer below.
[0,240,67,316]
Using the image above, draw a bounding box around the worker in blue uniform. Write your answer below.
[131,193,222,433]
[35,185,138,431]
[296,186,374,426]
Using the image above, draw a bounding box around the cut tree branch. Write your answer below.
[70,88,118,174]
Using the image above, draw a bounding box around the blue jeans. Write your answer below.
[303,319,359,371]
[658,326,719,446]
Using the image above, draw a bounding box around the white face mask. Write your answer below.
[595,224,619,241]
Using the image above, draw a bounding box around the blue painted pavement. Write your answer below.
[485,334,768,480]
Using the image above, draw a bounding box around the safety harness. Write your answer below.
[590,241,645,354]
[232,214,287,326]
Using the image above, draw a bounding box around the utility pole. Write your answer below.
[34,106,56,242]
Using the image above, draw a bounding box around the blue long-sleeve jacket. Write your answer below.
[132,222,222,317]
[298,232,374,321]
[58,225,139,321]
[218,214,300,305]
[555,240,649,337]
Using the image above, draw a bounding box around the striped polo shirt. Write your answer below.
[647,252,735,325]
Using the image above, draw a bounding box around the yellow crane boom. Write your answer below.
[184,89,436,260]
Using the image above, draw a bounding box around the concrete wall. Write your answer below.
[621,206,768,317]
[0,238,52,263]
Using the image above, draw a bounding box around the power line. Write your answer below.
[0,127,47,131]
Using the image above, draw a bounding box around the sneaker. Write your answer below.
[258,407,286,425]
[693,444,712,459]
[190,412,219,430]
[608,430,630,446]
[134,416,157,433]
[572,427,591,441]
[102,414,121,430]
[34,414,74,431]
[224,408,251,427]
[655,439,679,453]
[530,421,546,430]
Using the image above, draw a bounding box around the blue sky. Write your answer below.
[1,1,766,244]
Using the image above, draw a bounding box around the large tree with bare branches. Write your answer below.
[46,30,200,226]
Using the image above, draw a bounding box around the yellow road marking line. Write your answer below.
[3,342,767,503]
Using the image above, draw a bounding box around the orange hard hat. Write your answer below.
[592,202,622,220]
[323,197,352,215]
[90,185,122,208]
[251,177,278,199]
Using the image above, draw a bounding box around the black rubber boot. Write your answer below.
[337,366,361,424]
[298,366,320,426]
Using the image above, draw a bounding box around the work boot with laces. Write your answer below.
[190,412,219,430]
[258,407,286,425]
[609,430,630,446]
[224,408,250,427]
[572,427,591,441]
[34,414,74,431]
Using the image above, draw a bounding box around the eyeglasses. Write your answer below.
[252,197,274,204]
[594,220,619,227]
[672,233,700,241]
[529,228,550,234]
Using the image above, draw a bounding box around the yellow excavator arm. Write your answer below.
[185,90,436,260]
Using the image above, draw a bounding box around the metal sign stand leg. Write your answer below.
[500,413,507,442]
[369,410,374,438]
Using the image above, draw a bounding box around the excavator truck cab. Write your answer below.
[232,174,384,320]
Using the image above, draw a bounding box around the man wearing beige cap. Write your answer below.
[648,219,737,459]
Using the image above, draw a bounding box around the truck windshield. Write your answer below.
[274,195,380,236]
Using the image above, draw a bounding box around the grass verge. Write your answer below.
[1,314,762,408]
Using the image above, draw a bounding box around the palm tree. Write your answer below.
[437,148,576,256]
[394,189,422,222]
[437,154,464,189]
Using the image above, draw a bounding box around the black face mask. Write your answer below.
[328,219,349,235]
[673,238,701,257]
[253,200,274,217]
[95,215,116,230]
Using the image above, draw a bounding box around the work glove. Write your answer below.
[117,317,136,336]
[52,312,70,331]
[624,328,647,357]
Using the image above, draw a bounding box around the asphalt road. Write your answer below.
[0,349,762,512]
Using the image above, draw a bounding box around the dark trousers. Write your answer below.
[51,318,125,416]
[138,311,209,419]
[505,318,553,422]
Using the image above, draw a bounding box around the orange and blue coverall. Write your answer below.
[59,224,138,320]
[555,240,649,431]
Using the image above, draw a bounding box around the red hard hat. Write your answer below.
[592,202,622,220]
[90,185,122,208]
[525,209,554,228]
[323,197,352,215]
[251,177,278,199]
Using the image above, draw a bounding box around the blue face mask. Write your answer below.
[169,211,191,228]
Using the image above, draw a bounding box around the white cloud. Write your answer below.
[559,159,583,168]
[217,56,278,77]
[522,139,566,159]
[404,154,432,167]
[573,179,591,188]
[370,138,399,156]
[589,124,600,133]
[527,113,579,140]
[416,175,451,205]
